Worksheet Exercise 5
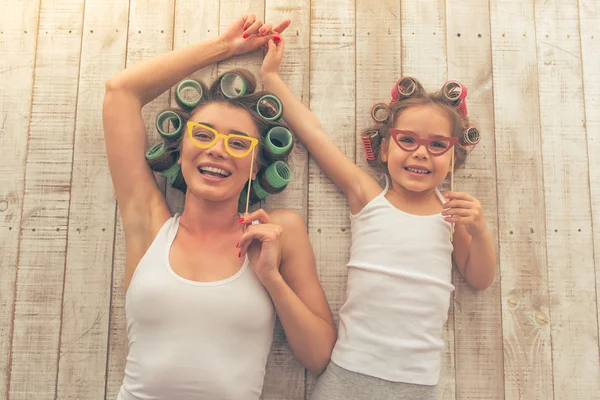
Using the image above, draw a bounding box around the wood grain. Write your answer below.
[305,0,355,396]
[579,0,600,388]
[0,0,41,397]
[446,0,505,398]
[534,0,600,397]
[8,0,85,398]
[490,1,553,398]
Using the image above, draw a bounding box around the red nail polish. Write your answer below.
[236,242,239,248]
[274,36,281,42]
[238,251,241,258]
[243,33,248,39]
[243,26,248,31]
[238,218,244,223]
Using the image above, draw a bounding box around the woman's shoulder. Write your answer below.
[266,208,305,229]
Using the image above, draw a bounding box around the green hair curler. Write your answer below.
[219,69,256,99]
[145,141,177,172]
[251,179,270,200]
[156,110,184,142]
[175,79,206,110]
[259,161,291,193]
[170,169,187,192]
[264,126,294,161]
[256,94,283,121]
[160,162,181,180]
[238,161,292,206]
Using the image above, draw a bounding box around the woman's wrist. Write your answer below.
[260,72,281,87]
[259,270,286,292]
[190,36,233,68]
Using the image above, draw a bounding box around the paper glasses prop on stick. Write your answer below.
[187,121,259,215]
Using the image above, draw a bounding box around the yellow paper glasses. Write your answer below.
[187,121,259,215]
[187,121,258,158]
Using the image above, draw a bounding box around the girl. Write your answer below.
[103,15,336,400]
[260,38,496,399]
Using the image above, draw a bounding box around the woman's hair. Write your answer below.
[361,77,478,171]
[145,69,295,208]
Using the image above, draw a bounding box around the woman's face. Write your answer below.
[179,102,261,203]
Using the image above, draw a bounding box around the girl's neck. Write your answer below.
[179,192,241,237]
[386,180,443,215]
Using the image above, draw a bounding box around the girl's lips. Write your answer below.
[404,166,431,178]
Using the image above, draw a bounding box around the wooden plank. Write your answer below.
[400,2,456,398]
[260,3,310,400]
[304,0,355,397]
[217,1,265,77]
[579,0,600,373]
[355,0,401,173]
[55,1,130,399]
[400,1,447,86]
[445,1,505,399]
[7,0,85,398]
[489,1,553,398]
[534,0,600,398]
[164,0,220,215]
[0,0,41,397]
[264,2,309,217]
[104,1,175,398]
[104,216,127,400]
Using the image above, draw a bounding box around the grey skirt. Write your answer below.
[309,361,437,400]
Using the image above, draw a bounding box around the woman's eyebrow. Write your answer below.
[197,121,249,137]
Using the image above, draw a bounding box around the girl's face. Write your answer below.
[382,104,454,194]
[179,102,261,203]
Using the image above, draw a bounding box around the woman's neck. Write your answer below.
[179,193,241,236]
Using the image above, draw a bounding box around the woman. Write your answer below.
[103,14,336,400]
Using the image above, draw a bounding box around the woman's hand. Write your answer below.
[220,14,290,57]
[260,36,286,80]
[238,209,284,285]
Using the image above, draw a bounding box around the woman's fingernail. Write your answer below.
[238,218,244,223]
[242,33,249,39]
[236,242,239,248]
[243,26,248,31]
[274,36,281,42]
[238,251,241,258]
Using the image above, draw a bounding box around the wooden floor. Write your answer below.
[1,0,599,399]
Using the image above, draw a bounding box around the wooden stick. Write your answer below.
[243,148,256,231]
[450,150,455,240]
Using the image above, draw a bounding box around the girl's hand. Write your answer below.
[442,192,488,237]
[220,14,290,57]
[260,36,286,80]
[238,209,284,285]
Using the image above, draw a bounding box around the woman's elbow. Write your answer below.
[306,353,331,375]
[105,75,124,94]
[470,273,495,291]
[306,336,335,375]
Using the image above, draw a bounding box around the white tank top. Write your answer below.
[118,215,275,400]
[330,177,455,385]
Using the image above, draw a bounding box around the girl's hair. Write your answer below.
[146,69,295,208]
[362,77,477,171]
